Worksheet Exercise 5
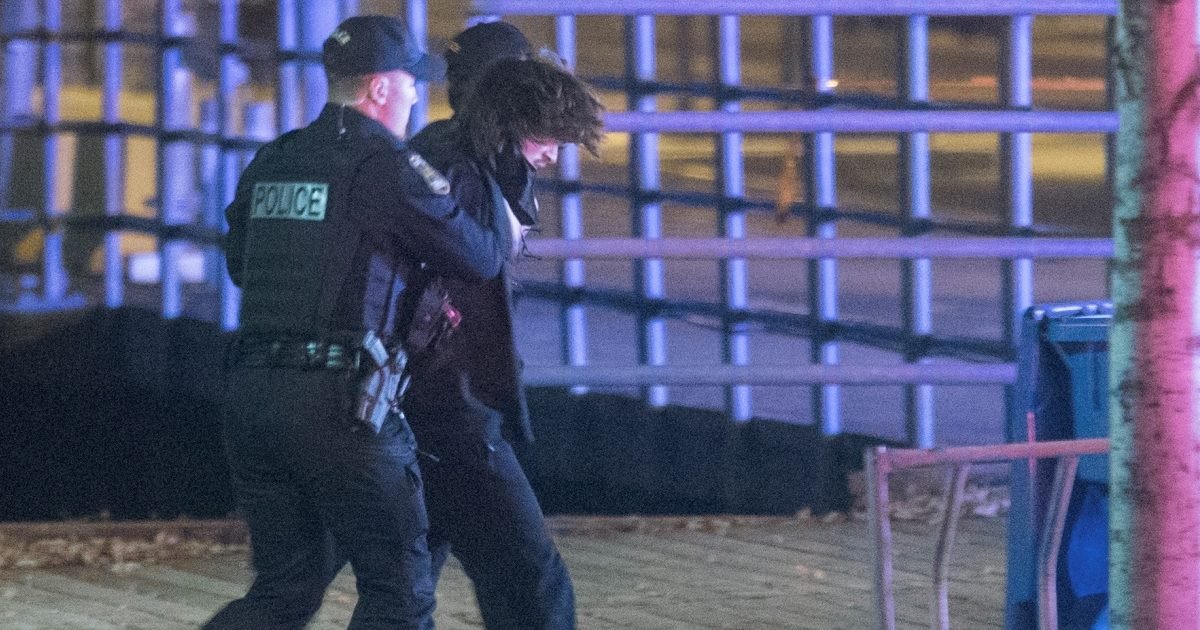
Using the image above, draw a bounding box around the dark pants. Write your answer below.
[204,368,435,630]
[408,399,575,630]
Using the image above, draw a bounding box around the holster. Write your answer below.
[353,329,410,433]
[353,279,460,433]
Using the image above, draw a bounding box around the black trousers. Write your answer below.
[408,398,576,630]
[204,368,435,630]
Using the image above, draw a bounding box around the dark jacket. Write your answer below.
[406,119,535,442]
[225,105,511,341]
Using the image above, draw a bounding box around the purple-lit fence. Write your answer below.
[474,0,1118,445]
[0,1,1118,447]
[0,1,429,331]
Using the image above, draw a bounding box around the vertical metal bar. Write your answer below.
[0,3,38,219]
[200,101,220,318]
[102,0,124,308]
[0,0,39,310]
[866,447,896,630]
[716,15,751,421]
[808,15,840,435]
[277,0,299,133]
[216,0,241,330]
[406,0,429,134]
[1000,15,1034,348]
[932,463,971,630]
[41,0,66,304]
[626,15,667,407]
[228,103,275,328]
[298,0,337,126]
[1000,17,1034,487]
[556,15,589,395]
[201,89,218,290]
[244,104,276,150]
[1037,456,1078,630]
[900,15,935,448]
[158,0,189,320]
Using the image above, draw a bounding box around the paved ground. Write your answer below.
[0,511,1012,629]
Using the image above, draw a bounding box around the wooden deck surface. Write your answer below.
[0,514,1008,629]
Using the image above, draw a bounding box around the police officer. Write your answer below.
[204,15,515,630]
[405,36,605,629]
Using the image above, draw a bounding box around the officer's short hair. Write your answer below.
[459,57,605,159]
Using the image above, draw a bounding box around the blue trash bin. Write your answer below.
[1005,302,1110,630]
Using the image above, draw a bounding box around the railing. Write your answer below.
[521,237,1109,390]
[475,0,1116,444]
[865,438,1109,630]
[0,1,1116,447]
[0,0,429,330]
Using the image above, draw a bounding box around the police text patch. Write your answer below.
[251,182,329,221]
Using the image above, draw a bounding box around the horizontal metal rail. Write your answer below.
[866,438,1109,630]
[585,75,1029,111]
[520,280,1013,362]
[871,437,1109,472]
[522,363,1017,386]
[602,110,1118,134]
[0,29,164,45]
[475,0,1118,16]
[4,112,1120,157]
[542,180,1088,237]
[526,237,1113,259]
[0,120,266,151]
[0,213,224,243]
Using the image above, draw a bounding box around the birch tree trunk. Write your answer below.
[1110,0,1200,626]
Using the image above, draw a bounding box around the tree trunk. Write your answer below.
[1111,0,1200,627]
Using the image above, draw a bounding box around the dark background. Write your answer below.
[0,308,874,522]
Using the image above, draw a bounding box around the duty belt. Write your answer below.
[227,338,361,370]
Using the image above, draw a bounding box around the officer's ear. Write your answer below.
[366,74,389,105]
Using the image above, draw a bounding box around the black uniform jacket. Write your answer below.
[224,105,512,339]
[406,119,535,443]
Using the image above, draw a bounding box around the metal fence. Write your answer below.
[480,0,1116,444]
[0,0,1116,446]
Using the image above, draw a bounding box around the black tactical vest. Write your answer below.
[235,129,393,339]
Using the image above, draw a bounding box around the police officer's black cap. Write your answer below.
[445,21,532,83]
[323,15,446,80]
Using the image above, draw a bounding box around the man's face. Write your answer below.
[520,138,560,170]
[379,69,418,137]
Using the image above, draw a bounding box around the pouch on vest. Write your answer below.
[403,276,461,364]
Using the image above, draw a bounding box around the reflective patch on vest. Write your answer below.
[407,152,451,196]
[251,182,329,221]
